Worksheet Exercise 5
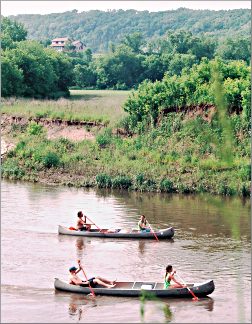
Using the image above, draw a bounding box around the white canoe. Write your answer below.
[58,225,175,239]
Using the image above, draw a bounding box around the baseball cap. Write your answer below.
[69,266,77,271]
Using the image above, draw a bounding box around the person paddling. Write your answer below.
[77,211,91,231]
[164,265,185,289]
[138,215,151,232]
[68,263,116,289]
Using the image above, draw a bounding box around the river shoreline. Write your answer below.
[1,111,250,197]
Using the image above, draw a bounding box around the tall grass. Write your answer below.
[211,63,235,165]
[1,90,130,126]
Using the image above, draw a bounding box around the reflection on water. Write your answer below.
[1,180,251,323]
[138,241,146,254]
[75,238,85,258]
[65,291,214,324]
[163,303,173,323]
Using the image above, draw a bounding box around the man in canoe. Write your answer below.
[69,262,116,289]
[138,215,151,232]
[77,211,92,231]
[164,265,185,289]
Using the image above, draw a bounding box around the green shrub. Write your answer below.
[160,178,174,192]
[145,179,157,190]
[112,176,132,189]
[116,115,137,134]
[96,128,112,148]
[239,165,251,181]
[55,138,75,152]
[27,121,44,135]
[96,173,112,188]
[2,159,25,179]
[42,152,60,168]
[177,183,191,194]
[183,154,192,163]
[135,173,145,186]
[217,183,236,196]
[133,137,143,150]
[15,140,26,151]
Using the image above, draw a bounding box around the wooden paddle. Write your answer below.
[77,259,96,297]
[84,215,102,232]
[146,219,159,242]
[175,273,199,301]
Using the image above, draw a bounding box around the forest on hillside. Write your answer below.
[8,8,251,52]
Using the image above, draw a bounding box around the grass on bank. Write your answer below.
[1,89,130,126]
[2,113,250,197]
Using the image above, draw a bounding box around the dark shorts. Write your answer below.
[79,226,87,231]
[80,277,96,288]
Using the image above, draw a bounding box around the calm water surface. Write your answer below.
[1,180,251,323]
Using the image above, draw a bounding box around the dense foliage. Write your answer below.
[1,18,73,98]
[2,15,250,98]
[71,30,250,90]
[8,8,251,52]
[123,58,251,125]
[1,16,27,50]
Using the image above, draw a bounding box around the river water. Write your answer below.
[1,180,251,323]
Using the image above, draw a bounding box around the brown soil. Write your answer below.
[159,104,216,123]
[1,114,96,142]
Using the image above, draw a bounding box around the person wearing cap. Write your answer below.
[69,264,116,288]
[76,211,91,231]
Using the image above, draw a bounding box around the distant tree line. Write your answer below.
[70,30,250,90]
[1,16,250,114]
[8,8,250,52]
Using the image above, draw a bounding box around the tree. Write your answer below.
[1,17,27,50]
[1,54,24,97]
[2,40,74,98]
[73,63,97,88]
[122,32,145,53]
[216,37,250,63]
[84,48,93,63]
[95,45,145,89]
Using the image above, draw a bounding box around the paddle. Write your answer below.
[175,272,199,301]
[77,259,96,297]
[84,215,102,232]
[145,219,159,242]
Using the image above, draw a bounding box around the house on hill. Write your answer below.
[50,37,86,52]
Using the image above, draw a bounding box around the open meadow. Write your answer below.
[1,90,130,126]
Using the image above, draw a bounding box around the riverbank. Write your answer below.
[1,90,250,197]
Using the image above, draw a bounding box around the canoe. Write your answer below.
[58,225,174,239]
[54,278,215,298]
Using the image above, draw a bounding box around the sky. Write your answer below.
[1,1,251,16]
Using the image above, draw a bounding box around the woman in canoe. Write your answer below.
[77,211,91,231]
[69,262,116,288]
[164,265,185,289]
[138,215,151,232]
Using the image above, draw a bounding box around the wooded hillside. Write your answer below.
[8,8,251,52]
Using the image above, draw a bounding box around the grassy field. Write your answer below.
[1,90,131,126]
